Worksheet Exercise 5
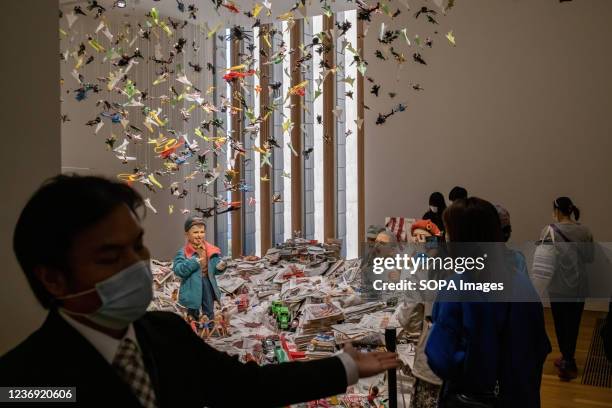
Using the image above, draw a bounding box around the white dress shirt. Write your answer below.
[58,310,141,364]
[336,351,359,385]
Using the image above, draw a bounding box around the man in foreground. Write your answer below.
[0,175,399,408]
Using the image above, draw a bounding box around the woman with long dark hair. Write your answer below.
[542,197,594,381]
[425,197,551,408]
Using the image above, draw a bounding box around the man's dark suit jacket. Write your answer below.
[0,310,348,407]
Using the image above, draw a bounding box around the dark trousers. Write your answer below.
[550,301,585,361]
[187,276,216,321]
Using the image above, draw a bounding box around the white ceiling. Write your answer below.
[59,0,357,26]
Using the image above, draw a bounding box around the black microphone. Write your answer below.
[385,327,397,408]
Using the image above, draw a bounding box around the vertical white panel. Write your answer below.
[226,29,233,255]
[282,21,292,240]
[253,27,262,256]
[312,15,325,243]
[344,10,359,259]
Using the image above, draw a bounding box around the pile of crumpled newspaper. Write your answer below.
[149,237,420,407]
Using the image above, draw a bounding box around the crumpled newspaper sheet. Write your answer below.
[148,249,421,406]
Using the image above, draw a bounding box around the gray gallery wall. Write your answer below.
[364,0,612,243]
[0,1,59,354]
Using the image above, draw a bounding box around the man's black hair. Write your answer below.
[13,174,145,309]
[449,186,468,202]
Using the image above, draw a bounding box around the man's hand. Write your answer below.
[195,245,207,263]
[343,343,401,378]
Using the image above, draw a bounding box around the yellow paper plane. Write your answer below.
[446,31,456,46]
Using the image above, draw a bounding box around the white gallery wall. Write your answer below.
[364,0,612,242]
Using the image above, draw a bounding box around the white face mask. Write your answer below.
[429,206,438,214]
[58,260,153,330]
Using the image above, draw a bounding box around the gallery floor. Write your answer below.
[542,309,612,408]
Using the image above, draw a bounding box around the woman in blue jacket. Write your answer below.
[173,217,226,320]
[425,198,551,408]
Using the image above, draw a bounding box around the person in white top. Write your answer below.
[541,196,594,382]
